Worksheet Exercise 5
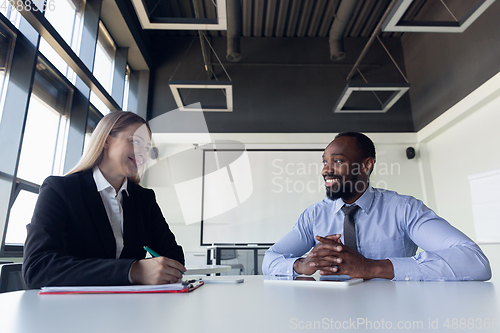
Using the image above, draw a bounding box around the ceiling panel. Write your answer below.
[151,0,411,38]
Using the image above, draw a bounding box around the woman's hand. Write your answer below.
[130,257,187,284]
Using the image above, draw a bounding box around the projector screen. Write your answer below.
[468,168,500,244]
[201,149,325,245]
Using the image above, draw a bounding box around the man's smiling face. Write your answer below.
[321,136,370,203]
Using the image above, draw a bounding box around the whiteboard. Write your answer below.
[201,150,325,245]
[468,168,500,244]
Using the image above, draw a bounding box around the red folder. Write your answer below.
[39,280,204,295]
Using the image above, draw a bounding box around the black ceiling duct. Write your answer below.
[329,0,358,61]
[226,0,242,62]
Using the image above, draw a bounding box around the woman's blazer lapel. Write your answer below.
[120,183,146,259]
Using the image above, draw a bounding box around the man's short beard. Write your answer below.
[326,176,359,201]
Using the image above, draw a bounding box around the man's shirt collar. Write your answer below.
[330,185,375,215]
[354,185,375,214]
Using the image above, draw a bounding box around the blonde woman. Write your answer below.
[23,111,185,288]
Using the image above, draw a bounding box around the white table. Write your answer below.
[1,276,499,333]
[184,265,231,275]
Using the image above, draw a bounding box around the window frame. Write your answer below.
[89,20,117,115]
[0,16,17,118]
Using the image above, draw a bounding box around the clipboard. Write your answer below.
[39,280,204,295]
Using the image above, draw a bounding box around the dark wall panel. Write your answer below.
[149,36,413,133]
[403,0,500,131]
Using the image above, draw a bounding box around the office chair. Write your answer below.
[219,249,244,275]
[0,263,27,293]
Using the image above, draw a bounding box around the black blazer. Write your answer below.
[23,169,184,289]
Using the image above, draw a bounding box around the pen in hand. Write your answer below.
[143,246,160,258]
[143,246,185,275]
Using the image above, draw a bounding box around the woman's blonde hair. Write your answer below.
[66,111,151,184]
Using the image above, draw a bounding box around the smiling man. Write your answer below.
[262,132,491,281]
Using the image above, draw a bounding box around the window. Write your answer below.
[5,188,38,244]
[0,19,15,120]
[0,1,8,16]
[5,58,73,245]
[90,21,116,115]
[1,0,143,254]
[0,1,21,28]
[17,59,73,185]
[38,0,85,83]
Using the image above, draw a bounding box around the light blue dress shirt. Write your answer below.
[262,187,491,281]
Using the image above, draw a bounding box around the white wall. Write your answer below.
[370,142,423,200]
[425,100,500,237]
[419,71,500,282]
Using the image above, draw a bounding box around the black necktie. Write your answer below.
[342,205,360,253]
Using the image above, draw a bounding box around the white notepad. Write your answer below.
[264,275,363,286]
